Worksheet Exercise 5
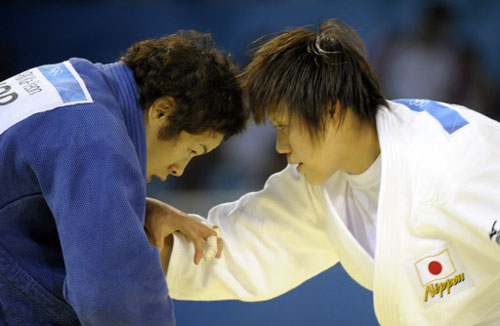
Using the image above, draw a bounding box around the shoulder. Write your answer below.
[379,99,498,159]
[68,57,103,78]
[12,101,130,170]
[380,99,500,198]
[67,58,117,101]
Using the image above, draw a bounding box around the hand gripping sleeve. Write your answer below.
[167,165,339,301]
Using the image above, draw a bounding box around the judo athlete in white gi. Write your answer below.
[146,19,500,325]
[0,31,242,325]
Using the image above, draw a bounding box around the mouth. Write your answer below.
[156,173,168,182]
[146,174,168,183]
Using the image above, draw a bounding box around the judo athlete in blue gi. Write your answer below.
[0,30,246,325]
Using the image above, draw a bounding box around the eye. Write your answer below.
[188,149,198,155]
[276,124,286,130]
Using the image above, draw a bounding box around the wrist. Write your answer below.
[145,197,161,215]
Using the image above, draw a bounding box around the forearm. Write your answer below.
[166,166,339,301]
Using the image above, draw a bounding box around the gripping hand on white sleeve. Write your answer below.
[200,221,221,262]
[144,197,222,265]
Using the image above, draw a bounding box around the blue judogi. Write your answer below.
[0,59,174,325]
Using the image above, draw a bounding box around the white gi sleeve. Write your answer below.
[166,165,339,301]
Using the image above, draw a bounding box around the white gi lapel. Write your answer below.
[372,105,413,325]
[321,175,375,291]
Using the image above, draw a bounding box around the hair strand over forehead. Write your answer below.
[241,18,387,141]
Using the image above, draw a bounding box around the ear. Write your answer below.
[147,96,176,124]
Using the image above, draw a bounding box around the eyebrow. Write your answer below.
[268,114,286,125]
[267,117,278,125]
[201,144,208,154]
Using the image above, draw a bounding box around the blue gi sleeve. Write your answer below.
[23,106,174,325]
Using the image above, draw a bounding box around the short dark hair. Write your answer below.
[122,30,248,140]
[242,19,387,140]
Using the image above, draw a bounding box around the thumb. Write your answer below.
[155,226,178,252]
[153,225,170,252]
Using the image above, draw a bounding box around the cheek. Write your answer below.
[306,146,336,178]
[288,135,308,155]
[150,152,165,171]
[154,145,179,167]
[163,151,181,166]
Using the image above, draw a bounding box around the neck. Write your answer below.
[343,113,380,175]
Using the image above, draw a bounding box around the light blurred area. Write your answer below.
[1,1,498,324]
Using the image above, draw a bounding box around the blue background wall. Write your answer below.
[1,1,499,324]
[2,1,500,77]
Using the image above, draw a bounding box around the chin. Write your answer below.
[304,175,323,186]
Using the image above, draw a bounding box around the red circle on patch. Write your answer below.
[428,261,442,275]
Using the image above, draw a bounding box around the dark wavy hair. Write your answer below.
[122,30,248,140]
[242,19,387,141]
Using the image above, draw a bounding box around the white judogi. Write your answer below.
[167,100,500,325]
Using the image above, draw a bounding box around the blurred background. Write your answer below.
[1,0,499,324]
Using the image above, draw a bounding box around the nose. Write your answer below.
[275,131,291,155]
[169,157,192,177]
[170,165,185,177]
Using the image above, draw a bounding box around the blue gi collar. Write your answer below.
[100,61,147,178]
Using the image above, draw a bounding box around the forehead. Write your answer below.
[266,102,290,123]
[180,130,223,145]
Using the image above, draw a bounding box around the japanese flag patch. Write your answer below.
[410,246,473,306]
